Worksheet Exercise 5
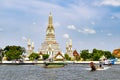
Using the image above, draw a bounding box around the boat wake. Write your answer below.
[85,67,111,71]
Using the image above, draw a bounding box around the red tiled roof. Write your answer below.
[54,52,64,59]
[73,50,79,56]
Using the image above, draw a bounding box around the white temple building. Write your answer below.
[39,13,64,61]
[66,39,74,58]
[26,39,34,57]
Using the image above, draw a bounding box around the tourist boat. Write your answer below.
[44,62,65,68]
[96,66,111,70]
[86,66,111,71]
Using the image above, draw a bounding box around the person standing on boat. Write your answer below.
[89,62,96,71]
[99,60,104,68]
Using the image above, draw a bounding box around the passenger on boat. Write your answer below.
[99,61,104,69]
[89,62,96,71]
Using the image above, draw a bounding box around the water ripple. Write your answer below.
[0,64,120,80]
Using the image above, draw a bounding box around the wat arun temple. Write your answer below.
[26,13,74,61]
[39,13,62,60]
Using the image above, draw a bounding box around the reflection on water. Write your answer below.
[0,64,120,80]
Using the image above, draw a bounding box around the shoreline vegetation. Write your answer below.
[0,46,119,67]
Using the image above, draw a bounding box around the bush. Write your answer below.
[43,54,49,60]
[29,53,40,61]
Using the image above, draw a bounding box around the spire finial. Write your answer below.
[50,12,52,15]
[49,12,52,24]
[28,38,31,46]
[69,38,72,45]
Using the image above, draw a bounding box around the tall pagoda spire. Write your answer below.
[46,12,56,42]
[40,13,62,61]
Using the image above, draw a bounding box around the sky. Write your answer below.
[0,0,120,53]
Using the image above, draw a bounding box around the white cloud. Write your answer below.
[0,0,65,16]
[111,16,115,19]
[78,29,82,33]
[99,0,120,6]
[67,25,76,30]
[0,28,3,32]
[78,28,96,34]
[63,34,69,39]
[84,28,96,34]
[0,0,107,23]
[33,22,37,25]
[100,42,105,45]
[22,36,27,41]
[110,16,118,20]
[67,25,96,34]
[107,33,112,36]
[91,21,95,25]
[78,41,84,45]
[54,22,60,27]
[100,30,104,32]
[0,0,119,52]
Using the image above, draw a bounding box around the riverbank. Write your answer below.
[1,61,99,64]
[1,61,120,65]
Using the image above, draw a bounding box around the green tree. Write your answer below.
[104,51,112,59]
[80,50,90,61]
[93,48,98,53]
[0,48,4,62]
[92,49,103,61]
[92,54,100,61]
[4,45,25,60]
[64,53,71,60]
[43,54,49,60]
[91,48,114,61]
[75,56,80,61]
[29,53,40,61]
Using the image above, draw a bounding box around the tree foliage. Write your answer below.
[80,48,114,61]
[0,48,4,61]
[4,45,25,60]
[64,53,71,60]
[75,56,80,61]
[80,50,90,61]
[104,51,113,59]
[29,53,40,61]
[92,49,113,61]
[92,49,103,61]
[42,54,49,60]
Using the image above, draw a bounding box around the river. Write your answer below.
[0,64,120,80]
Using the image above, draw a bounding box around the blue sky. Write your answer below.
[0,0,120,53]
